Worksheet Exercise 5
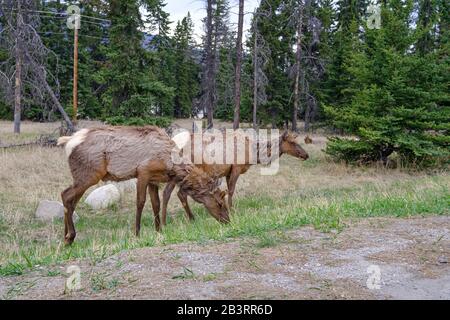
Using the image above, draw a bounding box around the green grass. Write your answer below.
[0,175,448,277]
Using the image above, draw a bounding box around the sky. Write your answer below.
[163,0,261,42]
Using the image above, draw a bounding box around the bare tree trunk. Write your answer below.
[13,0,23,134]
[233,0,244,130]
[253,21,258,129]
[293,1,304,132]
[14,48,22,134]
[38,71,75,133]
[205,0,214,128]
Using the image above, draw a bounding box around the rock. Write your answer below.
[273,259,286,266]
[35,200,79,222]
[437,256,448,265]
[84,184,121,210]
[112,179,137,195]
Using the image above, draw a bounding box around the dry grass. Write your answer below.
[0,121,448,275]
[0,120,104,146]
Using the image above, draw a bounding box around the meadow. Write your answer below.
[0,120,448,277]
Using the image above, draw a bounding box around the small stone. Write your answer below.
[273,259,285,266]
[437,256,448,265]
[35,200,79,223]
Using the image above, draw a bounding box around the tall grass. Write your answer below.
[0,121,448,276]
[0,174,448,276]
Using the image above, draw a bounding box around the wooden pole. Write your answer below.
[72,27,79,124]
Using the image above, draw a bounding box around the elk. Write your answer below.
[58,126,229,245]
[161,130,309,226]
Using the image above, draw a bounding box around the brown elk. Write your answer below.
[58,126,229,245]
[161,130,309,226]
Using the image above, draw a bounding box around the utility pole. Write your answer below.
[73,26,79,124]
[67,5,81,125]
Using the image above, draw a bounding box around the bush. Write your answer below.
[0,101,12,120]
[104,115,172,128]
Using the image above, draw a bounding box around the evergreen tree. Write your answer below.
[173,13,200,118]
[98,0,173,118]
[325,0,449,166]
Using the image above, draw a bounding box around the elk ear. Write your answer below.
[282,131,289,140]
[220,190,227,199]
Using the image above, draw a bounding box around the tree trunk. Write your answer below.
[252,21,258,130]
[14,47,22,134]
[13,0,23,134]
[38,70,75,133]
[293,1,304,132]
[205,0,214,128]
[233,0,244,130]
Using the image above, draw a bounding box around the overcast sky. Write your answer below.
[163,0,261,42]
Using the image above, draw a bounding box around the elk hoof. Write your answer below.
[64,233,76,246]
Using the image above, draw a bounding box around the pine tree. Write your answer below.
[98,0,173,118]
[173,13,200,118]
[325,0,449,166]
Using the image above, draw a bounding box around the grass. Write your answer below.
[0,121,448,277]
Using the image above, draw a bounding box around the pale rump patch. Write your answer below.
[171,131,191,150]
[64,129,90,157]
[57,136,71,146]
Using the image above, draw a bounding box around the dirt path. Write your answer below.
[1,216,449,300]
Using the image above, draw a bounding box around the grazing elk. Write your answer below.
[58,126,229,245]
[161,130,309,226]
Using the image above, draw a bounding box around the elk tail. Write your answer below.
[57,136,72,146]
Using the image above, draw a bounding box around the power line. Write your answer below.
[26,13,110,29]
[38,31,109,41]
[0,6,111,23]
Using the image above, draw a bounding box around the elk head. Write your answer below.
[280,131,309,160]
[195,188,230,224]
[180,167,230,223]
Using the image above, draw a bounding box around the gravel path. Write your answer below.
[1,216,449,300]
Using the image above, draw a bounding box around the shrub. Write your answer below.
[104,115,172,128]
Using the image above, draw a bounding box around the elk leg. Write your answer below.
[148,184,161,232]
[161,181,176,226]
[135,176,149,237]
[62,180,97,245]
[226,167,241,209]
[177,190,195,222]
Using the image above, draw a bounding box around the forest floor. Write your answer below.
[0,120,448,300]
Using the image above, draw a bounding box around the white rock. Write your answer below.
[84,184,121,210]
[112,179,137,195]
[35,200,79,222]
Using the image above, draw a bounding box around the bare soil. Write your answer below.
[1,216,449,300]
